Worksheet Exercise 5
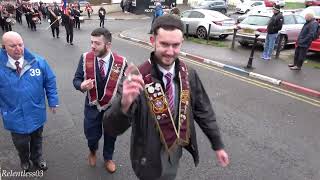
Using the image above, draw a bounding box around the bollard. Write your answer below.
[246,33,260,69]
[207,24,211,44]
[275,33,285,59]
[231,27,238,49]
[186,24,189,40]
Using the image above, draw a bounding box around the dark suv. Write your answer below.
[192,0,228,14]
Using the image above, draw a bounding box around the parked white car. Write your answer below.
[236,0,266,14]
[181,9,236,39]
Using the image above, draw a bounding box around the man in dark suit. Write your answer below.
[98,6,106,28]
[73,28,127,173]
[62,7,74,45]
[103,15,229,180]
[48,5,61,38]
[74,6,81,29]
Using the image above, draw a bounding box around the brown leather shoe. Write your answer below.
[104,160,116,173]
[88,152,97,167]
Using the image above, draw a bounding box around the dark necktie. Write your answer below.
[99,59,105,78]
[165,73,174,115]
[15,61,22,75]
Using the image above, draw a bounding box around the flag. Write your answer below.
[61,0,67,14]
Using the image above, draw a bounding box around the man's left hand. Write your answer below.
[215,149,229,167]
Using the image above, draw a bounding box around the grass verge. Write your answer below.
[284,2,305,9]
[186,37,228,47]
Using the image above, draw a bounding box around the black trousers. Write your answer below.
[75,18,80,29]
[25,15,30,28]
[99,17,105,27]
[30,20,36,31]
[51,26,59,37]
[293,46,308,68]
[16,15,22,24]
[4,22,12,32]
[65,25,73,43]
[11,126,44,164]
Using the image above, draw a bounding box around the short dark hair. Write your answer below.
[152,15,184,35]
[91,28,112,43]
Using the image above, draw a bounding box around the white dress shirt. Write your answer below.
[97,51,111,76]
[8,54,24,69]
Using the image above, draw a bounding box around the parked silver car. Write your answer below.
[236,10,306,49]
[181,9,235,39]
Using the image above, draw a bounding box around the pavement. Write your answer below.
[100,10,320,99]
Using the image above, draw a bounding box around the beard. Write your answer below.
[95,47,108,58]
[154,52,176,69]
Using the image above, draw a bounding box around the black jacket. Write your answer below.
[103,52,225,179]
[98,8,106,18]
[297,19,319,48]
[267,12,284,34]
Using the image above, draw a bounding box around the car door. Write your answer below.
[185,11,205,35]
[282,15,298,43]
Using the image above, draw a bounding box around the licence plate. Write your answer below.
[241,28,254,34]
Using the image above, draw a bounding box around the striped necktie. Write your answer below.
[99,59,105,78]
[15,61,22,75]
[165,73,174,116]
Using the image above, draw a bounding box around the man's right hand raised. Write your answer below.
[121,64,144,113]
[80,79,95,91]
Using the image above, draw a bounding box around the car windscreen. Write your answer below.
[301,7,320,17]
[241,15,271,26]
[199,1,212,6]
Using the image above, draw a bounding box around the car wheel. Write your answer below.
[196,26,207,39]
[278,35,287,50]
[219,34,229,39]
[221,9,226,14]
[239,41,249,47]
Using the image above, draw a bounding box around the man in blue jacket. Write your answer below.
[0,31,59,171]
[149,2,163,34]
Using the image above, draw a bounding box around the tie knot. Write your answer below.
[15,61,20,66]
[165,73,172,81]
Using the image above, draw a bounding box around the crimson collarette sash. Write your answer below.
[83,51,126,112]
[139,60,191,153]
